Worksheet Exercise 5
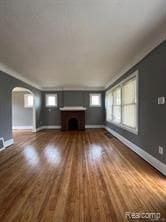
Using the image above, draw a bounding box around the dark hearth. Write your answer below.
[68,118,78,130]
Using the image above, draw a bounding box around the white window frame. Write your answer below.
[24,94,33,108]
[105,91,113,122]
[90,93,102,107]
[106,70,138,135]
[112,86,121,123]
[45,94,58,107]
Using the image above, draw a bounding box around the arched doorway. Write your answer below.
[12,87,36,132]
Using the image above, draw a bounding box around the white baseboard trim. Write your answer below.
[0,138,14,151]
[35,125,61,132]
[44,125,61,129]
[35,125,105,132]
[0,147,5,152]
[33,127,42,132]
[85,125,105,128]
[4,139,14,148]
[13,126,33,130]
[105,126,166,176]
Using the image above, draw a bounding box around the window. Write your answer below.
[113,87,121,123]
[90,93,101,107]
[122,78,136,129]
[24,94,33,108]
[106,72,138,134]
[46,94,57,107]
[105,91,113,121]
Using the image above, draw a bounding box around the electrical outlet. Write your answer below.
[158,146,163,155]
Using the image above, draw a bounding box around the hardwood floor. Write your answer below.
[0,129,165,222]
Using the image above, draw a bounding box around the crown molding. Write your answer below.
[41,87,63,91]
[0,64,104,91]
[104,35,166,90]
[0,62,41,90]
[41,86,105,91]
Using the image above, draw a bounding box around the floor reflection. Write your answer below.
[44,145,61,166]
[88,144,103,161]
[23,145,40,167]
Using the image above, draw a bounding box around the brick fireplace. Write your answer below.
[60,107,86,130]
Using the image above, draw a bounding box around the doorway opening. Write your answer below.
[12,87,36,133]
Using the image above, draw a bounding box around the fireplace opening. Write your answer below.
[68,118,78,130]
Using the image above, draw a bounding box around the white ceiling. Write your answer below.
[0,0,166,90]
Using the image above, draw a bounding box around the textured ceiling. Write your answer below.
[0,0,166,89]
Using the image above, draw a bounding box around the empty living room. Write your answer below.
[0,0,166,221]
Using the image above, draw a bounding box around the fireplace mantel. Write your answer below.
[60,106,86,111]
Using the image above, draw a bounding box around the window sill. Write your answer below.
[89,105,102,108]
[106,120,138,135]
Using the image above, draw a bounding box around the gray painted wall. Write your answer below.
[0,70,104,143]
[12,91,33,127]
[105,40,166,164]
[0,71,42,142]
[41,91,105,126]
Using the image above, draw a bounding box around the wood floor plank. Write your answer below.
[0,129,165,222]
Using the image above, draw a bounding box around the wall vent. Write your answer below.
[0,138,5,150]
[104,132,114,139]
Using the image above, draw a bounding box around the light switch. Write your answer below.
[158,146,164,155]
[158,97,165,105]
